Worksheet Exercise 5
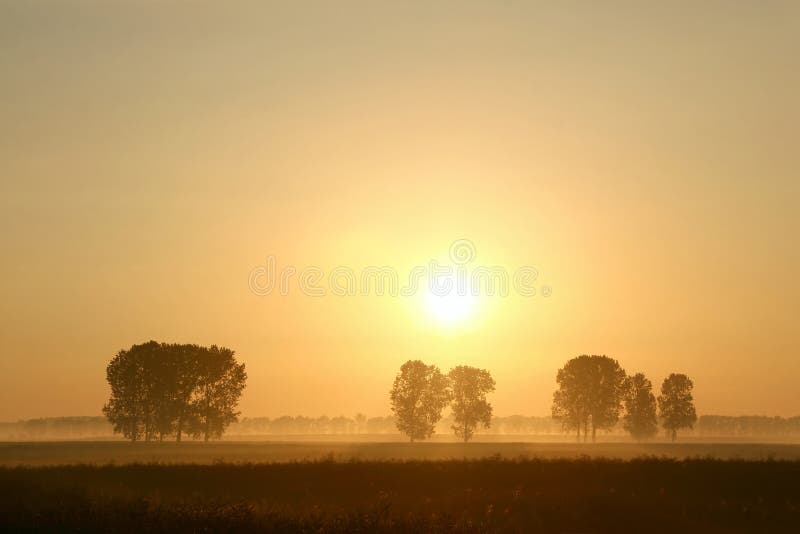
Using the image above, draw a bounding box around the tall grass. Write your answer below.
[1,457,799,532]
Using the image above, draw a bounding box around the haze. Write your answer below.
[1,1,798,422]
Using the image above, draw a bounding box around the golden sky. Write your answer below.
[1,2,798,420]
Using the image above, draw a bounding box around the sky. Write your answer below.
[1,1,798,421]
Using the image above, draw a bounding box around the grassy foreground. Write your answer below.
[1,457,799,533]
[3,440,800,465]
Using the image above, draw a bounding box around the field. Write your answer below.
[2,439,800,466]
[1,441,799,532]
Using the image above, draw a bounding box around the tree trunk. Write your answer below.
[204,383,211,442]
[592,424,596,443]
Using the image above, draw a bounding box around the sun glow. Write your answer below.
[425,289,477,325]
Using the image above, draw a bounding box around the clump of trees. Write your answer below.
[103,341,246,442]
[552,355,627,442]
[389,360,495,442]
[552,355,697,442]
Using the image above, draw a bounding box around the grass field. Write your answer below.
[2,439,800,466]
[2,441,799,532]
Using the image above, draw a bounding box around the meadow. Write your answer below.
[1,441,799,532]
[2,439,800,466]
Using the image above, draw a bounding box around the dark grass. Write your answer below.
[3,440,800,466]
[1,457,799,533]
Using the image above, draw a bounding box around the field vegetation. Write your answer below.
[2,454,799,532]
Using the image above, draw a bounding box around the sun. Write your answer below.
[425,289,477,325]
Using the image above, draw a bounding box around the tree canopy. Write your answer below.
[389,360,451,442]
[623,372,659,440]
[658,373,697,441]
[551,355,627,442]
[448,366,495,443]
[103,341,246,442]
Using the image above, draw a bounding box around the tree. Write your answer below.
[139,344,181,441]
[551,355,627,442]
[658,373,697,441]
[171,344,203,442]
[448,366,495,442]
[623,373,658,440]
[103,344,148,442]
[104,341,187,442]
[104,341,246,442]
[354,413,367,434]
[390,360,451,442]
[189,345,247,441]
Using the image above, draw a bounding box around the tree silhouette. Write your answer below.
[354,413,367,434]
[448,366,495,443]
[658,373,697,441]
[390,360,451,442]
[188,345,247,442]
[552,355,627,442]
[623,373,658,440]
[144,348,178,441]
[172,344,203,442]
[103,343,149,442]
[103,341,246,442]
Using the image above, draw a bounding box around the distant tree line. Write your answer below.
[0,417,113,440]
[694,415,800,437]
[103,341,246,442]
[215,415,562,436]
[230,415,393,435]
[230,414,562,436]
[6,414,800,440]
[551,354,697,442]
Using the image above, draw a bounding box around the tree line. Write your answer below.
[552,354,697,442]
[12,414,800,440]
[103,341,246,442]
[101,344,695,443]
[388,355,698,443]
[233,414,559,435]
